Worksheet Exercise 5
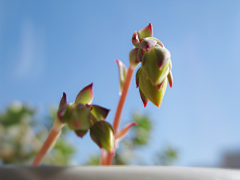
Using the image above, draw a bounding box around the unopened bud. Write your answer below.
[132,31,140,47]
[129,48,140,70]
[90,121,115,153]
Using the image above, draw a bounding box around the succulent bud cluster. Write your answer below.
[57,83,115,153]
[132,23,173,107]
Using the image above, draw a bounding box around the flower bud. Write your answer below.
[66,103,93,131]
[142,45,171,86]
[133,23,173,108]
[90,121,115,153]
[129,48,140,69]
[132,31,140,47]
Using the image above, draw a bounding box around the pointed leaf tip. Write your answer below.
[167,71,173,88]
[139,89,149,107]
[116,122,138,142]
[90,104,110,121]
[75,83,94,105]
[139,23,153,39]
[116,59,127,95]
[59,92,67,110]
[75,129,88,138]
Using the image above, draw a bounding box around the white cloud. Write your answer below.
[13,19,45,80]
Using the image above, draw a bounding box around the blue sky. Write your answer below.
[0,0,240,166]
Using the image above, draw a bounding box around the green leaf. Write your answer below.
[139,23,153,39]
[75,83,94,105]
[90,104,110,121]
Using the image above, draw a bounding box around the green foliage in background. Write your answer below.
[0,102,178,166]
[0,102,75,165]
[85,112,178,165]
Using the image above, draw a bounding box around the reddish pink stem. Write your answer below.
[101,66,134,165]
[32,129,61,165]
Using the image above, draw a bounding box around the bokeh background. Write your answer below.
[0,0,240,167]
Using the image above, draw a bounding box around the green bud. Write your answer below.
[90,121,115,153]
[66,103,93,131]
[142,45,170,86]
[139,69,167,108]
[129,48,140,69]
[132,31,140,47]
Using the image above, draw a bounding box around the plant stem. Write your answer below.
[32,118,65,166]
[102,66,134,165]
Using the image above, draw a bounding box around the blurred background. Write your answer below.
[0,0,240,168]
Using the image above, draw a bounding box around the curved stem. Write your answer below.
[32,118,64,166]
[102,66,134,165]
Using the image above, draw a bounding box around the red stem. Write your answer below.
[102,66,134,165]
[32,129,61,166]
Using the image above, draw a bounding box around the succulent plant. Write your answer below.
[56,83,114,152]
[133,23,173,107]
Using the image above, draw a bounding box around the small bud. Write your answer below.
[75,129,88,138]
[142,45,170,86]
[90,104,110,121]
[67,103,92,131]
[132,31,140,47]
[115,59,127,95]
[139,38,157,52]
[139,23,153,39]
[90,121,115,153]
[129,48,140,69]
[75,83,94,105]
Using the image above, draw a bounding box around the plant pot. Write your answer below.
[0,166,239,180]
